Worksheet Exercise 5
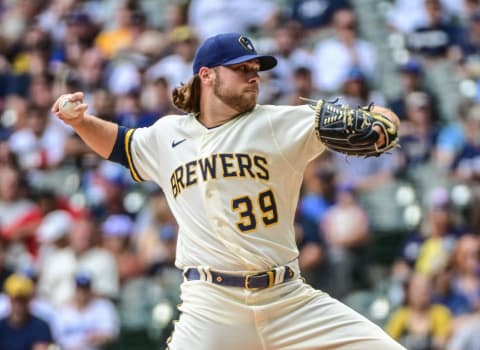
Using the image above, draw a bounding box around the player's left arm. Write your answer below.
[310,99,400,157]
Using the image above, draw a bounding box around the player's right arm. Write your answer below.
[52,92,117,159]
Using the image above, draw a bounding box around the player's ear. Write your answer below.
[199,67,215,85]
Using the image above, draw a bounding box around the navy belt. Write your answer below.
[184,266,295,290]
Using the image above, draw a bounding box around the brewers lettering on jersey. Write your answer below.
[53,33,405,350]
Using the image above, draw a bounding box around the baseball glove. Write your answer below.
[310,99,400,157]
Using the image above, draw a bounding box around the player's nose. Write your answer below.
[248,73,260,84]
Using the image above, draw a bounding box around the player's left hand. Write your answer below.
[371,106,400,148]
[313,99,400,157]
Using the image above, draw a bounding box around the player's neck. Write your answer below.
[198,96,240,128]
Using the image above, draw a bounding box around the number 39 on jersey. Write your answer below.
[231,189,278,233]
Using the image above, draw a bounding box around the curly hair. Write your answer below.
[172,75,201,114]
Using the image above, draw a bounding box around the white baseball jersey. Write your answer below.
[127,104,325,272]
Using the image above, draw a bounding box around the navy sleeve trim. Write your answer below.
[108,125,129,167]
[108,126,144,182]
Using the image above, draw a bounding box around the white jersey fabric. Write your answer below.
[128,104,325,272]
[123,103,406,350]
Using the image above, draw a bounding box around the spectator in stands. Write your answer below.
[313,7,377,93]
[113,89,158,129]
[38,215,119,307]
[448,234,480,331]
[36,208,72,262]
[443,0,480,24]
[94,3,138,59]
[83,161,130,220]
[135,192,178,273]
[387,0,430,34]
[289,0,351,32]
[448,314,480,350]
[277,66,324,105]
[0,266,55,327]
[188,0,279,40]
[340,66,386,107]
[406,0,462,60]
[415,187,459,277]
[140,77,176,118]
[28,73,55,110]
[35,0,76,45]
[145,26,198,91]
[389,59,439,122]
[53,271,119,350]
[36,211,76,308]
[88,89,115,122]
[69,217,119,300]
[321,183,370,298]
[268,21,314,96]
[392,186,460,288]
[0,238,13,293]
[0,167,39,267]
[294,208,325,289]
[457,10,480,61]
[298,154,336,225]
[398,91,439,168]
[386,272,452,350]
[8,104,70,171]
[333,149,400,193]
[72,48,106,103]
[101,214,145,284]
[0,273,54,350]
[432,265,472,319]
[448,104,480,183]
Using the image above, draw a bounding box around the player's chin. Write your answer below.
[242,97,257,112]
[243,89,258,101]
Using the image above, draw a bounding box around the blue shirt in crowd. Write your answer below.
[0,315,53,350]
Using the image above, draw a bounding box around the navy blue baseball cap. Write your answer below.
[75,271,92,288]
[193,33,277,74]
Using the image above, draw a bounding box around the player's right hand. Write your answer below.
[52,91,88,126]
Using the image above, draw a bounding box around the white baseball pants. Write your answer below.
[166,277,406,350]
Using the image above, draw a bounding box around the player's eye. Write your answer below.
[236,65,248,72]
[227,63,259,74]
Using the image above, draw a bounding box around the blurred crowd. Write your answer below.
[1,0,480,349]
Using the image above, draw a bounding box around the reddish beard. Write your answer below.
[213,73,258,113]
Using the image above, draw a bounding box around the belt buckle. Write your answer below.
[244,273,258,290]
[245,270,275,290]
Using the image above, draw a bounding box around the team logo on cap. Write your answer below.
[238,36,255,52]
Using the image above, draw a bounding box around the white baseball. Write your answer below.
[59,95,82,119]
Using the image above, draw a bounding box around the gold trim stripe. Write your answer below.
[125,129,143,182]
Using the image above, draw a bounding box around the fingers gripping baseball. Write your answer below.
[52,92,88,125]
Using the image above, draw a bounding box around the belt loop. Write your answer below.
[274,266,286,285]
[197,266,213,283]
[203,266,212,283]
[197,266,206,281]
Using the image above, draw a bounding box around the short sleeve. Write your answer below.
[266,104,325,170]
[431,305,452,338]
[385,308,408,340]
[127,126,161,182]
[32,317,54,344]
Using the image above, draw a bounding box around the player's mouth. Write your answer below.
[244,87,259,94]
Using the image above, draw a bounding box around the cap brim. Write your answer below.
[223,54,277,71]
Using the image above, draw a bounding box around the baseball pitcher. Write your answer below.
[52,33,405,350]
